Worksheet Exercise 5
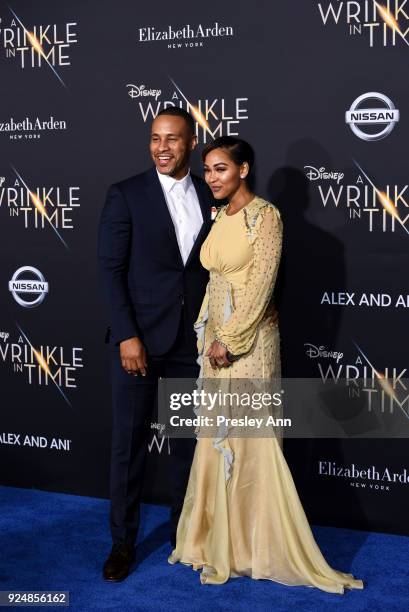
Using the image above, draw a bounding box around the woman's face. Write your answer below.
[203,148,245,200]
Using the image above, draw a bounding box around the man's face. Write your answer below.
[150,115,197,180]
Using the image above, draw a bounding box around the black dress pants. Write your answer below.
[109,314,198,546]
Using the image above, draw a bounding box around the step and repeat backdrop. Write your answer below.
[0,1,408,534]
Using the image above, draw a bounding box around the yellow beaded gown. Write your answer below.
[169,197,363,593]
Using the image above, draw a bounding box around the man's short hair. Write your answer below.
[156,107,195,135]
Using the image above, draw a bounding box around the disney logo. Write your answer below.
[127,84,162,100]
[304,343,343,363]
[304,166,344,184]
[151,421,166,435]
[0,331,10,343]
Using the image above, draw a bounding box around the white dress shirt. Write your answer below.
[157,169,203,265]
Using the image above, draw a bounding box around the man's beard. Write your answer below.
[167,154,190,177]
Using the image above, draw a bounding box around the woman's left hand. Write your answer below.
[206,341,231,369]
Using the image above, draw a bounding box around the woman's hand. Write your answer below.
[206,340,231,369]
[263,302,279,328]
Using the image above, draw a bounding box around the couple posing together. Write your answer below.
[98,107,363,592]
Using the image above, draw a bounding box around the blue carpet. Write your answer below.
[0,486,408,611]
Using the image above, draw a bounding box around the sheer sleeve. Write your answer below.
[214,205,282,356]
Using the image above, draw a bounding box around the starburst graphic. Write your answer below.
[10,165,69,249]
[375,2,409,47]
[169,77,214,139]
[353,160,409,236]
[16,324,72,406]
[8,5,68,87]
[354,342,408,420]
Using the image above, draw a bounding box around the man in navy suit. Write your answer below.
[98,107,213,581]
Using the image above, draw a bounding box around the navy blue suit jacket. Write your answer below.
[98,167,214,355]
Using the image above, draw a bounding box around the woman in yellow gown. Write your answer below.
[169,136,363,594]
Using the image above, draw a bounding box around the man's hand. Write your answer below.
[120,337,147,376]
[206,340,231,370]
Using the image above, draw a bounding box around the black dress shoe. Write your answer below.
[103,542,135,582]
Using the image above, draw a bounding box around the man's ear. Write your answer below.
[191,135,198,151]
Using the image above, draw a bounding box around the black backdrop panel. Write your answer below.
[1,0,408,534]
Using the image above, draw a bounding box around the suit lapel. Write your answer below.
[185,175,213,267]
[142,168,213,269]
[143,167,184,267]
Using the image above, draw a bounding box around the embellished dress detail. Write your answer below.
[169,197,363,593]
